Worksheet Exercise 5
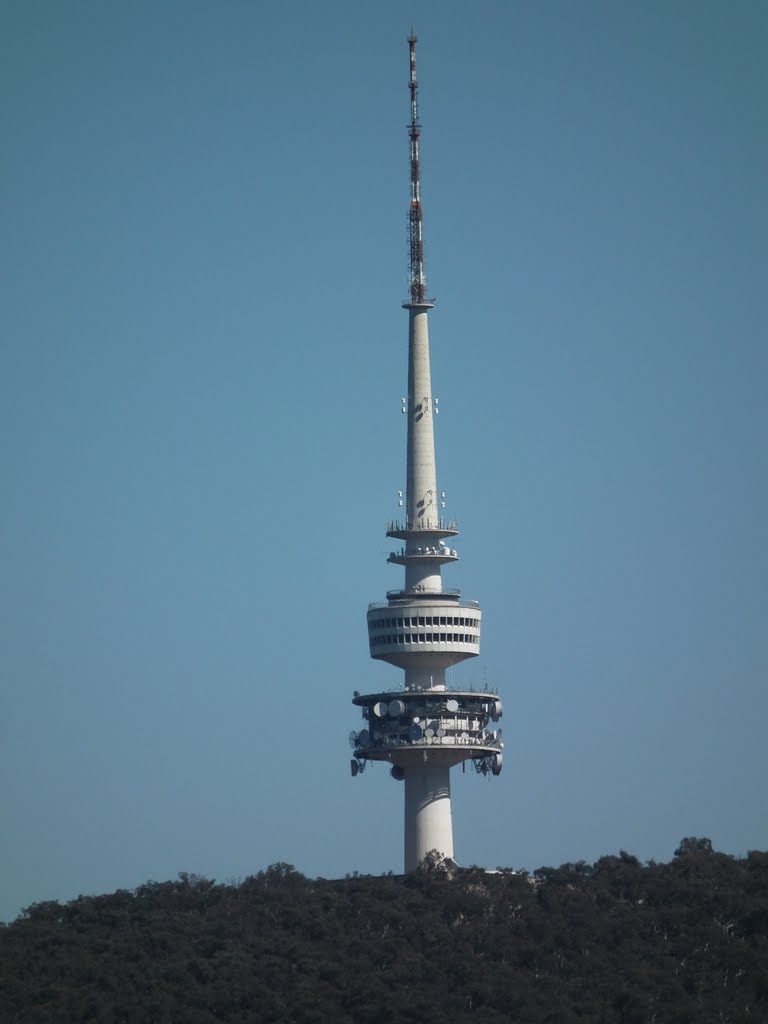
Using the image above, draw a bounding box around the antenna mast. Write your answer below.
[407,33,426,305]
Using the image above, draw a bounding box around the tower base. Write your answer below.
[404,762,453,871]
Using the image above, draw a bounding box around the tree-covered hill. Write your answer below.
[1,841,766,1023]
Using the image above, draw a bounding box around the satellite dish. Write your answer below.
[373,702,387,717]
[351,760,359,777]
[492,752,503,776]
[388,699,405,717]
[436,727,445,737]
[409,724,423,741]
[348,731,358,749]
[446,699,459,712]
[424,728,435,739]
[391,765,405,781]
[358,729,370,746]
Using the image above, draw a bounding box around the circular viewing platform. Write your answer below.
[384,588,462,603]
[386,518,459,541]
[387,546,458,566]
[366,598,481,668]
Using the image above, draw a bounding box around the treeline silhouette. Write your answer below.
[1,838,766,1023]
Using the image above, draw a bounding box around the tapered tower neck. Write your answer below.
[405,306,438,536]
[407,34,427,306]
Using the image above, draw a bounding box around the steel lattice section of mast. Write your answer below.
[407,33,426,305]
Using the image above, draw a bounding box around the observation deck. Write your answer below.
[367,598,481,669]
[376,587,468,604]
[386,517,459,541]
[387,545,458,567]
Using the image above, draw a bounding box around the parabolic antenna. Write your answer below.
[373,702,387,717]
[436,727,445,737]
[492,752,503,776]
[424,728,434,739]
[460,732,469,743]
[388,699,405,717]
[409,724,423,741]
[349,730,358,749]
[491,700,503,722]
[391,765,405,781]
[351,760,359,777]
[446,699,459,712]
[358,729,370,746]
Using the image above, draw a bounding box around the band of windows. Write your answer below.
[369,615,479,629]
[370,633,479,647]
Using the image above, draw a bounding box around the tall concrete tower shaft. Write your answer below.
[349,36,503,873]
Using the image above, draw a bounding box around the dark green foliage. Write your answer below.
[674,836,715,858]
[1,842,766,1023]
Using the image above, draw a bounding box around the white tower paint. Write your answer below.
[349,36,503,872]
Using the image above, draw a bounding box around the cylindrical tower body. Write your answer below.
[404,763,453,871]
[348,35,503,873]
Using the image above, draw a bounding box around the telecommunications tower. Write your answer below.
[349,35,503,872]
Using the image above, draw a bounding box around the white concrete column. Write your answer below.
[404,665,445,691]
[404,761,454,871]
[406,305,438,532]
[405,303,442,594]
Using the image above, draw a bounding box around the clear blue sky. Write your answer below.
[1,0,766,923]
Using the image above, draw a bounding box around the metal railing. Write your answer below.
[386,517,459,534]
[367,594,480,610]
